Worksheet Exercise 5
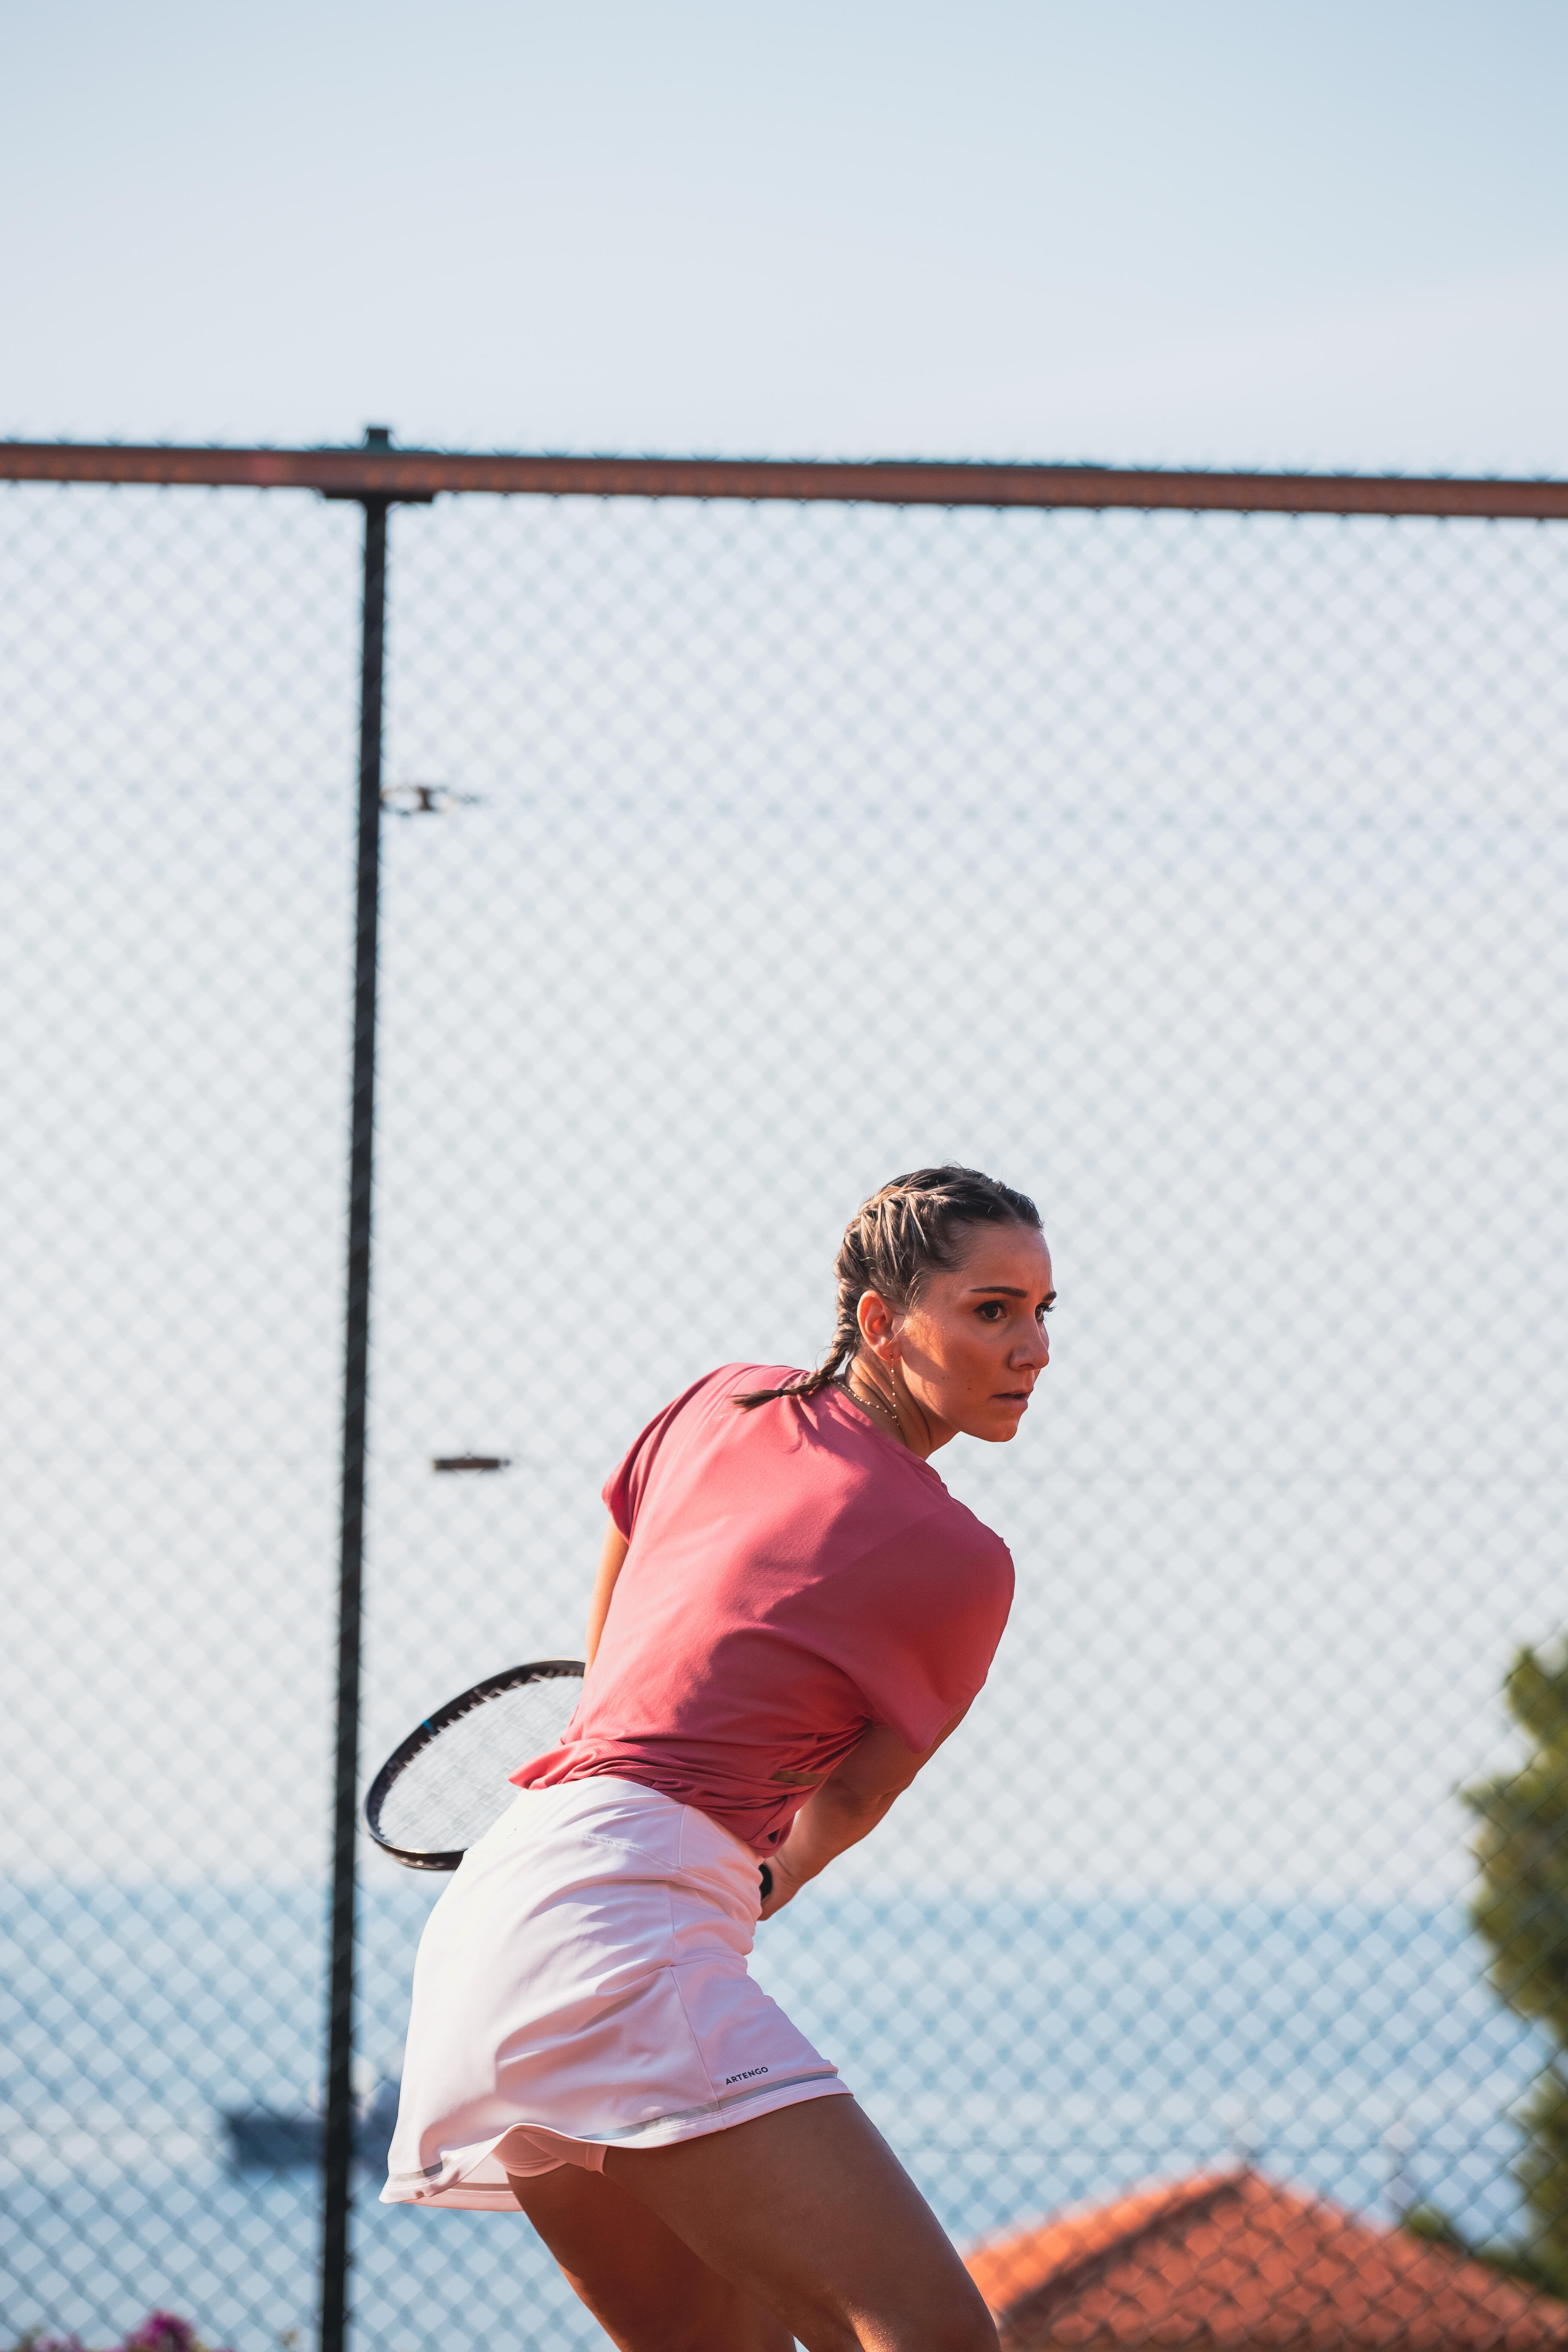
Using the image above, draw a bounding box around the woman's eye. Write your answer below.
[977,1302,1005,1321]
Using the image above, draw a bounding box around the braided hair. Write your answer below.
[734,1165,1042,1411]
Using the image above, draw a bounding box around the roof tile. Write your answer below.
[965,2168,1568,2349]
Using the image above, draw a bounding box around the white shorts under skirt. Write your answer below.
[381,1776,850,2211]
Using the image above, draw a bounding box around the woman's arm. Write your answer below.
[584,1519,631,1667]
[758,1706,971,1918]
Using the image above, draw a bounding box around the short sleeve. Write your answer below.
[600,1367,744,1539]
[838,1515,1015,1755]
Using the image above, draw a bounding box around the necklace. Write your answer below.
[844,1370,902,1437]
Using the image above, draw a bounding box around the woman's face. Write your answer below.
[864,1222,1055,1454]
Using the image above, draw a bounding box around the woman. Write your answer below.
[383,1166,1054,2352]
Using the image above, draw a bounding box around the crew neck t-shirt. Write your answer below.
[510,1363,1016,1854]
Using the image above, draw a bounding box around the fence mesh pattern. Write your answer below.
[3,475,1566,2351]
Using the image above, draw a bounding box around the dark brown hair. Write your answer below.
[734,1164,1043,1410]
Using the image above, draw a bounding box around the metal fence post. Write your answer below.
[320,427,392,2352]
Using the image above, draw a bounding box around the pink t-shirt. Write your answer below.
[511,1363,1015,1853]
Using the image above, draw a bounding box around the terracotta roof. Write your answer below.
[965,2168,1568,2350]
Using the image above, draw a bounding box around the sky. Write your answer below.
[4,0,1566,471]
[3,0,1566,1904]
[6,0,1568,1890]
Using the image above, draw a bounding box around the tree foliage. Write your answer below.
[1464,1640,1568,2294]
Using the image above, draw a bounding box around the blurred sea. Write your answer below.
[1,1885,1547,2352]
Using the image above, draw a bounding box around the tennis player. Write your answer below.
[383,1166,1053,2352]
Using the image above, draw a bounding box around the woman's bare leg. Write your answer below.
[509,2162,793,2352]
[523,2095,997,2352]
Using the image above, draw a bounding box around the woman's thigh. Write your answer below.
[509,2161,793,2352]
[603,2095,997,2352]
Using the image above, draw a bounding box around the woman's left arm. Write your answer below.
[759,1707,971,1917]
[584,1519,631,1667]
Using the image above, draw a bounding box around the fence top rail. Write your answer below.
[1,440,1565,519]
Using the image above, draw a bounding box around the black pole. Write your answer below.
[320,428,391,2352]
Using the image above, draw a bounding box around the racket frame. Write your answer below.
[363,1659,585,1871]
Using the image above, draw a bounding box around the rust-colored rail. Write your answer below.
[1,441,1565,518]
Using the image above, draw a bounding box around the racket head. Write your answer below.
[364,1659,585,1871]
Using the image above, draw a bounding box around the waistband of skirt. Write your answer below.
[505,1771,764,1872]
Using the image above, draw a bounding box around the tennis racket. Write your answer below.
[364,1660,585,1871]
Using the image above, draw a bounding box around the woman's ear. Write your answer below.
[856,1289,896,1352]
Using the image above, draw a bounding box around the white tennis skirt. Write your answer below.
[381,1775,849,2210]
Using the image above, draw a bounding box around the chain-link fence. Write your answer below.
[4,451,1566,2352]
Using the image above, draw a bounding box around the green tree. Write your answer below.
[1464,1641,1568,2295]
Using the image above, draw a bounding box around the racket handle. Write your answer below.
[758,1863,774,1901]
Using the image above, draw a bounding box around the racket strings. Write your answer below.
[372,1674,583,1858]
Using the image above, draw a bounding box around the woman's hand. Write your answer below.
[756,1709,972,1916]
[758,1853,806,1921]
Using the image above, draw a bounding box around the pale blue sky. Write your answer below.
[5,0,1565,468]
[4,0,1567,1902]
